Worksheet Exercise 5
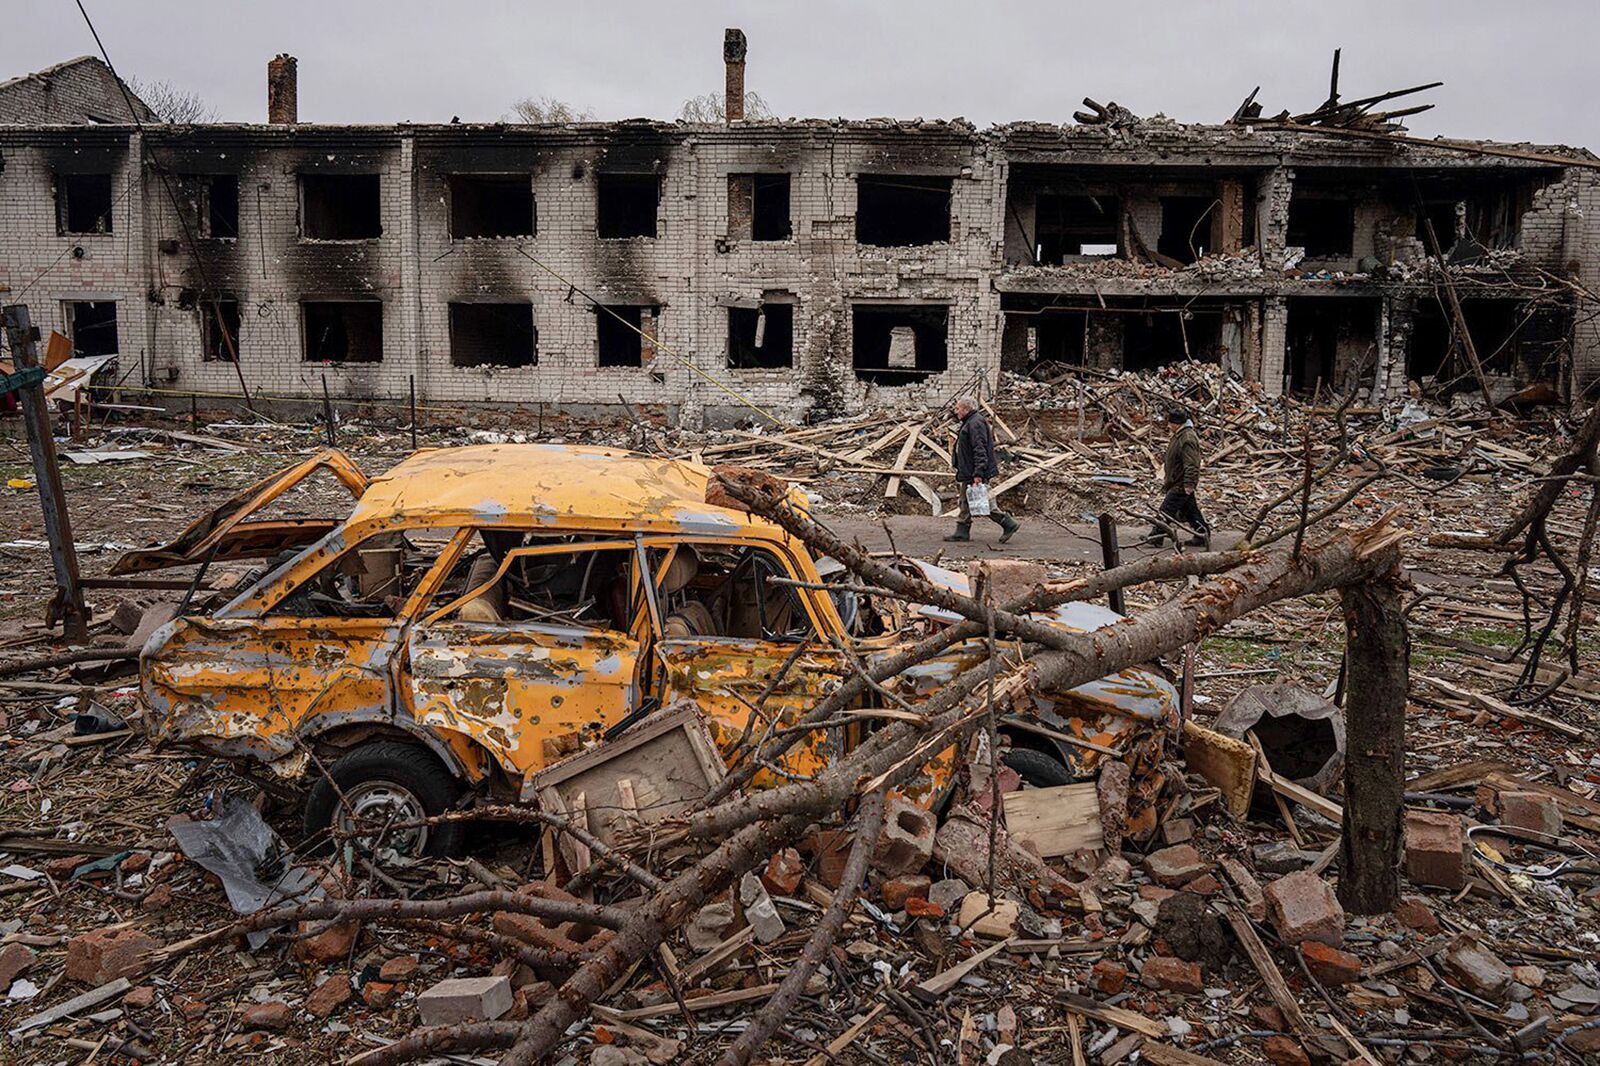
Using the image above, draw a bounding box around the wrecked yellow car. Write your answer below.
[128,444,1177,856]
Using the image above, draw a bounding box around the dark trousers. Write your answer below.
[955,482,1016,531]
[1155,488,1208,539]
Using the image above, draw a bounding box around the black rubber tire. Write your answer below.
[303,741,465,858]
[1001,746,1076,788]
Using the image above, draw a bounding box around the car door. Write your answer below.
[143,526,436,766]
[402,536,650,780]
[648,539,847,786]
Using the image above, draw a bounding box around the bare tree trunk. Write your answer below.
[1337,567,1409,913]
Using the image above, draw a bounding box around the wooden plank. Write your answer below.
[10,977,130,1035]
[1000,783,1102,858]
[1052,991,1167,1038]
[595,982,780,1021]
[1141,1043,1232,1066]
[677,926,754,986]
[912,936,1014,1002]
[883,423,922,500]
[802,1003,886,1066]
[1217,906,1313,1038]
[1181,721,1257,818]
[939,451,1074,517]
[1419,675,1586,740]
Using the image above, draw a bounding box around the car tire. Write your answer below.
[1000,746,1076,788]
[303,741,465,859]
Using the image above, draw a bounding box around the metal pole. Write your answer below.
[1096,512,1126,615]
[3,305,91,641]
[408,373,418,451]
[321,375,337,449]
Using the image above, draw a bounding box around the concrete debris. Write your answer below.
[1264,870,1346,948]
[417,975,514,1025]
[739,873,786,944]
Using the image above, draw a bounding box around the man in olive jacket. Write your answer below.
[946,395,1021,543]
[1149,407,1208,547]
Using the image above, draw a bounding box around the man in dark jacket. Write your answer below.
[1149,406,1208,547]
[946,395,1020,543]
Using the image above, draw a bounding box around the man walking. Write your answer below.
[945,395,1021,543]
[1149,406,1208,547]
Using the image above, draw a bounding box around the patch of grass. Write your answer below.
[1452,625,1523,649]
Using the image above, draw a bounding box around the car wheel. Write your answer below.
[1001,746,1076,788]
[303,741,465,860]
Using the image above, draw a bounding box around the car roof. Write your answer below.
[345,443,783,538]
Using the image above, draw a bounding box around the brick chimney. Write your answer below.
[723,29,746,122]
[267,54,298,124]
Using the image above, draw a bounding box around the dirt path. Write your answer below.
[824,513,1240,566]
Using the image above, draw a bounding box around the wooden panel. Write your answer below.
[1001,782,1101,858]
[1181,721,1257,818]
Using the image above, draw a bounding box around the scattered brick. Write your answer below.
[1139,955,1203,993]
[872,796,936,877]
[1392,897,1440,935]
[1264,869,1345,947]
[1089,959,1128,995]
[799,829,854,889]
[242,1000,293,1031]
[881,874,932,911]
[1404,810,1466,891]
[293,919,359,964]
[417,975,514,1025]
[0,943,36,988]
[761,848,805,896]
[379,955,419,982]
[904,897,945,919]
[1497,791,1562,836]
[64,926,159,985]
[1144,844,1208,887]
[123,985,156,1011]
[1301,940,1362,986]
[1263,1035,1312,1066]
[304,974,354,1019]
[1443,934,1512,999]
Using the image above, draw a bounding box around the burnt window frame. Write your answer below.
[726,301,795,369]
[56,172,115,235]
[596,172,661,239]
[448,301,538,368]
[1286,195,1355,258]
[1034,192,1121,262]
[200,298,242,362]
[595,304,657,368]
[64,300,119,358]
[447,174,537,240]
[299,173,383,241]
[850,303,949,384]
[301,299,385,364]
[183,174,241,240]
[855,174,953,247]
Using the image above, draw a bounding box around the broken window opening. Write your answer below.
[201,299,242,362]
[300,174,382,240]
[1408,298,1524,383]
[429,534,640,632]
[1034,192,1119,263]
[448,174,535,239]
[1158,196,1217,264]
[269,528,458,620]
[596,305,657,368]
[302,301,383,363]
[1285,297,1378,395]
[65,300,118,358]
[727,303,794,369]
[184,174,240,239]
[658,543,814,642]
[1286,196,1354,258]
[1416,201,1459,253]
[449,302,536,368]
[596,173,660,239]
[856,175,951,247]
[1122,308,1221,372]
[851,304,948,384]
[57,173,114,234]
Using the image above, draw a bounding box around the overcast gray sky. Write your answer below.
[6,1,1597,149]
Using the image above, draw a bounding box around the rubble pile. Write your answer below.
[0,379,1596,1065]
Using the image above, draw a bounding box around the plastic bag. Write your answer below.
[965,482,992,517]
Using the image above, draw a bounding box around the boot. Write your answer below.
[998,516,1020,544]
[944,524,972,542]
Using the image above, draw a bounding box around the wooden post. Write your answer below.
[1337,568,1409,913]
[1097,513,1125,615]
[3,305,90,641]
[321,375,337,449]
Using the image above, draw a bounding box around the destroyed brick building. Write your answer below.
[1,42,1597,424]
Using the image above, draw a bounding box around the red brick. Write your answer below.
[44,854,89,880]
[379,955,419,982]
[174,995,208,1020]
[881,874,931,911]
[1143,844,1207,887]
[1392,897,1440,935]
[1263,1035,1311,1066]
[241,1000,293,1031]
[1138,885,1176,903]
[1404,810,1465,891]
[904,897,944,919]
[1089,959,1128,995]
[761,848,805,896]
[1497,791,1562,836]
[800,829,854,889]
[123,985,156,1010]
[293,919,359,963]
[141,883,173,911]
[304,974,353,1019]
[873,796,935,877]
[363,980,397,1008]
[65,927,159,985]
[1264,870,1345,948]
[1301,940,1362,986]
[0,943,35,988]
[1182,873,1222,896]
[1139,955,1202,994]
